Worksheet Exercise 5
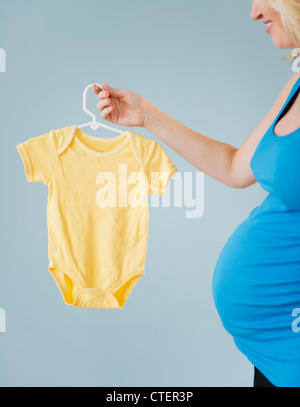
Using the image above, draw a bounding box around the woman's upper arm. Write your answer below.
[230,72,300,189]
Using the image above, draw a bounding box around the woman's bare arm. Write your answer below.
[143,72,300,189]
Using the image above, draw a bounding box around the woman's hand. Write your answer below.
[93,83,151,128]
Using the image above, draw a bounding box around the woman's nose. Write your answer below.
[250,1,263,21]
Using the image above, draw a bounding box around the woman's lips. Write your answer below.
[265,21,272,34]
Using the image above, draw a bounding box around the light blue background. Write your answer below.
[0,0,293,387]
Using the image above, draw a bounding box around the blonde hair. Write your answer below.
[256,0,300,61]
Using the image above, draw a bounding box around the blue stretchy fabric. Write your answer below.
[213,76,300,387]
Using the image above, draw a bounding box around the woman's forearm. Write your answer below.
[143,102,239,188]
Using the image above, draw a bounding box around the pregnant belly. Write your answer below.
[212,208,300,339]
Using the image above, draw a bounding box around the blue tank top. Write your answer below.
[212,76,300,387]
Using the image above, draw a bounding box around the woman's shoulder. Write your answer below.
[286,71,300,88]
[279,71,300,100]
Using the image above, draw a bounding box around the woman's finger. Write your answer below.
[97,89,109,101]
[93,84,102,95]
[97,98,111,111]
[100,105,113,120]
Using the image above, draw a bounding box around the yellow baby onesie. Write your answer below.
[16,125,178,308]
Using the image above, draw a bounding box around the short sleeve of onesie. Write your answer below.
[16,130,58,184]
[138,137,178,196]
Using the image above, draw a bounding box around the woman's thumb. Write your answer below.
[102,82,125,98]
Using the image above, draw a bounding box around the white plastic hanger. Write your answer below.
[77,83,124,134]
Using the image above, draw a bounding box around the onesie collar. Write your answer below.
[57,125,77,156]
[57,125,134,157]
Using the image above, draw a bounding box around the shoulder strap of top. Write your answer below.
[273,75,300,127]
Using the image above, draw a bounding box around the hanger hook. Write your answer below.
[82,83,103,129]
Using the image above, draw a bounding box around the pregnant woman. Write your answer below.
[93,0,300,387]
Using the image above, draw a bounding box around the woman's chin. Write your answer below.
[271,34,295,49]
